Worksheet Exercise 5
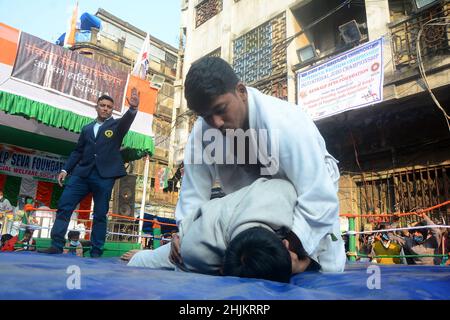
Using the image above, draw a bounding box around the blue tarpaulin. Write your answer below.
[56,12,101,45]
[80,13,101,31]
[0,252,449,300]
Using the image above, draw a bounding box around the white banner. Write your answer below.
[297,38,384,120]
[0,144,66,182]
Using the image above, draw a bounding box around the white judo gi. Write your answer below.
[129,87,345,272]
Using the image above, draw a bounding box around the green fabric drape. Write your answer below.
[4,175,21,206]
[0,90,154,161]
[50,183,64,209]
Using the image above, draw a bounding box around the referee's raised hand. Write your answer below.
[127,87,140,109]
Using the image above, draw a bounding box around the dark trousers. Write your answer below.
[51,167,115,256]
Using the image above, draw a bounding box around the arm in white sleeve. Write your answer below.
[276,112,340,256]
[175,120,216,225]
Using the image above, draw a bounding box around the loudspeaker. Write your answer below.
[113,174,137,217]
[338,20,362,45]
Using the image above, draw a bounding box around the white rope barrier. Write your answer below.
[106,232,172,241]
[19,223,172,241]
[345,224,450,236]
[107,231,152,238]
[19,223,92,233]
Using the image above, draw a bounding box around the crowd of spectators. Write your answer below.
[356,212,448,265]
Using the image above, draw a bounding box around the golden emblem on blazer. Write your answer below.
[104,130,114,138]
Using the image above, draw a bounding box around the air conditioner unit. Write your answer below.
[150,74,165,90]
[338,20,363,45]
[411,0,439,11]
[296,44,317,63]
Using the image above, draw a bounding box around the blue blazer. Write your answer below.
[63,108,137,179]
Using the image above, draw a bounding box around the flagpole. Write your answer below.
[64,0,79,48]
[132,32,152,246]
[138,154,150,245]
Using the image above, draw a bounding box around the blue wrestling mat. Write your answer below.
[0,251,449,300]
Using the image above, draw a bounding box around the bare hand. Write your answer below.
[58,171,67,187]
[120,249,141,261]
[126,87,140,109]
[169,233,183,265]
[415,209,427,219]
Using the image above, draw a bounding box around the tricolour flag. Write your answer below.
[132,33,150,79]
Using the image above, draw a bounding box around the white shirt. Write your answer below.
[176,87,344,262]
[93,116,112,138]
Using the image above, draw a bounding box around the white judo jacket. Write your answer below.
[176,87,345,272]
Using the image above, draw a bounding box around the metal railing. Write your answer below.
[389,1,450,70]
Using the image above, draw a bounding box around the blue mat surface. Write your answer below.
[0,252,449,300]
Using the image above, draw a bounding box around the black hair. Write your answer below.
[222,227,292,283]
[67,231,80,239]
[97,95,114,104]
[24,228,33,236]
[378,223,389,230]
[415,221,428,237]
[184,57,240,113]
[1,234,13,246]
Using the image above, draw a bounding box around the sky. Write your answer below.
[0,0,181,47]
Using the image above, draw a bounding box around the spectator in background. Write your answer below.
[15,228,36,251]
[0,233,13,250]
[0,190,13,213]
[358,233,373,262]
[370,223,404,264]
[388,214,402,237]
[161,233,172,246]
[439,224,448,265]
[390,212,442,265]
[63,230,83,257]
[0,190,13,229]
[358,221,375,262]
[1,234,18,252]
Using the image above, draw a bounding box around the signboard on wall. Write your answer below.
[0,144,66,182]
[11,32,128,111]
[297,38,384,120]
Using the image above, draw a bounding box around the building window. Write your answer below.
[233,21,273,84]
[165,53,177,71]
[195,0,223,28]
[154,119,171,151]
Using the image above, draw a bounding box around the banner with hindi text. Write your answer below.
[11,32,128,112]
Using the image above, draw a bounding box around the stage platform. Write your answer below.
[0,251,449,299]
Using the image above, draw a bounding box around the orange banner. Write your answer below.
[0,23,20,66]
[125,75,157,115]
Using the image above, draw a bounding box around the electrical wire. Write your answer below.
[415,17,450,132]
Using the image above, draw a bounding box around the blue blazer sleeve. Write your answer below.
[116,108,138,140]
[63,127,87,174]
